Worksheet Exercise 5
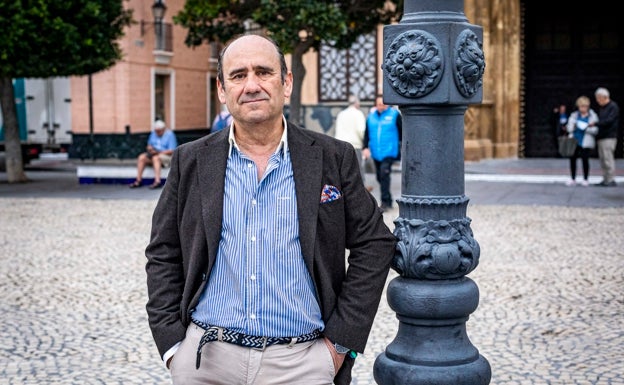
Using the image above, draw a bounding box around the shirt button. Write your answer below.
[250,314,256,320]
[252,199,257,205]
[251,236,256,242]
[250,274,256,280]
[248,163,253,168]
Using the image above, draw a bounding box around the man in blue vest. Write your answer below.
[363,95,402,211]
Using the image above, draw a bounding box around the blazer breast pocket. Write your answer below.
[318,197,344,228]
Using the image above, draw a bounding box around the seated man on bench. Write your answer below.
[129,120,178,189]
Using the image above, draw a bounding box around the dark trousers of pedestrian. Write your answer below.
[374,157,394,208]
[569,146,591,181]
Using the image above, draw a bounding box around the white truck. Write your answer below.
[0,77,72,163]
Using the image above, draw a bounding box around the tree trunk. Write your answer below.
[288,40,313,127]
[0,77,28,183]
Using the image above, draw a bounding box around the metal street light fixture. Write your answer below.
[141,0,167,37]
[151,0,166,23]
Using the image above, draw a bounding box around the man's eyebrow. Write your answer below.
[227,66,246,77]
[227,65,275,78]
[253,65,275,73]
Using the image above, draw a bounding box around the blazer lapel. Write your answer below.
[288,124,323,265]
[197,130,229,259]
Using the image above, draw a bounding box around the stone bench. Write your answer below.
[76,163,169,185]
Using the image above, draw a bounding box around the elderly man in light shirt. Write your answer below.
[334,95,367,180]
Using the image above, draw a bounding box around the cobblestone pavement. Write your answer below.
[1,197,622,384]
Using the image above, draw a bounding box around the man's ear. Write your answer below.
[217,79,226,104]
[283,72,293,99]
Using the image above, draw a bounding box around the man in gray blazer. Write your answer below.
[145,34,396,385]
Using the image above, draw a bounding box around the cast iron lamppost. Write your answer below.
[374,0,491,384]
[141,0,167,50]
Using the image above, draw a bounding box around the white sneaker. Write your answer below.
[580,180,589,187]
[565,179,576,186]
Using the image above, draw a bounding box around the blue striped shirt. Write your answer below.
[192,123,324,337]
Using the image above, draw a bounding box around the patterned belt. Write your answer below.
[192,319,322,369]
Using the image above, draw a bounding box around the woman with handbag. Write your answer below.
[564,95,599,186]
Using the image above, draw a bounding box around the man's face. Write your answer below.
[217,36,292,126]
[375,97,388,112]
[596,95,608,107]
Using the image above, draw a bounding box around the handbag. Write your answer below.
[558,136,577,157]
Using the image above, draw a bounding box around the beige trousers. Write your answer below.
[169,323,335,385]
[597,138,617,183]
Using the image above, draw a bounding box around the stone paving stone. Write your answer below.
[0,198,622,384]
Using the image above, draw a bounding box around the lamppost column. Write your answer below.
[374,0,491,384]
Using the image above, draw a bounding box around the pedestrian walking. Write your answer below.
[334,94,367,180]
[211,104,232,133]
[552,103,568,157]
[564,96,598,187]
[592,87,620,187]
[362,95,402,211]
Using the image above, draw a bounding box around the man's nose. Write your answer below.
[243,74,262,92]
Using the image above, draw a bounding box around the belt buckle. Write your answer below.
[252,336,268,351]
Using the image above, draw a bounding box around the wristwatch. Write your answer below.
[333,342,350,355]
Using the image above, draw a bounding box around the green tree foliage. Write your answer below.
[0,0,132,183]
[174,0,402,126]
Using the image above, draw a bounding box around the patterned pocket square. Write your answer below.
[321,184,342,203]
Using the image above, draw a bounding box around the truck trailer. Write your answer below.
[0,77,72,163]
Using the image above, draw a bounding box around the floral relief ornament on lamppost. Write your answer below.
[383,30,443,98]
[454,29,485,98]
[393,216,481,279]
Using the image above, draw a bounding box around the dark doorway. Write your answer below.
[523,1,623,158]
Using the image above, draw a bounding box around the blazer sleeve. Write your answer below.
[145,148,187,359]
[319,142,397,353]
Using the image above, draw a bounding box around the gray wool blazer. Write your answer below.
[145,121,397,384]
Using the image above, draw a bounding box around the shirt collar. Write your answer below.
[228,116,288,159]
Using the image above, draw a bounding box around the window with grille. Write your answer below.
[319,33,378,102]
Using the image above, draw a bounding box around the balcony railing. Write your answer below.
[155,22,173,52]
